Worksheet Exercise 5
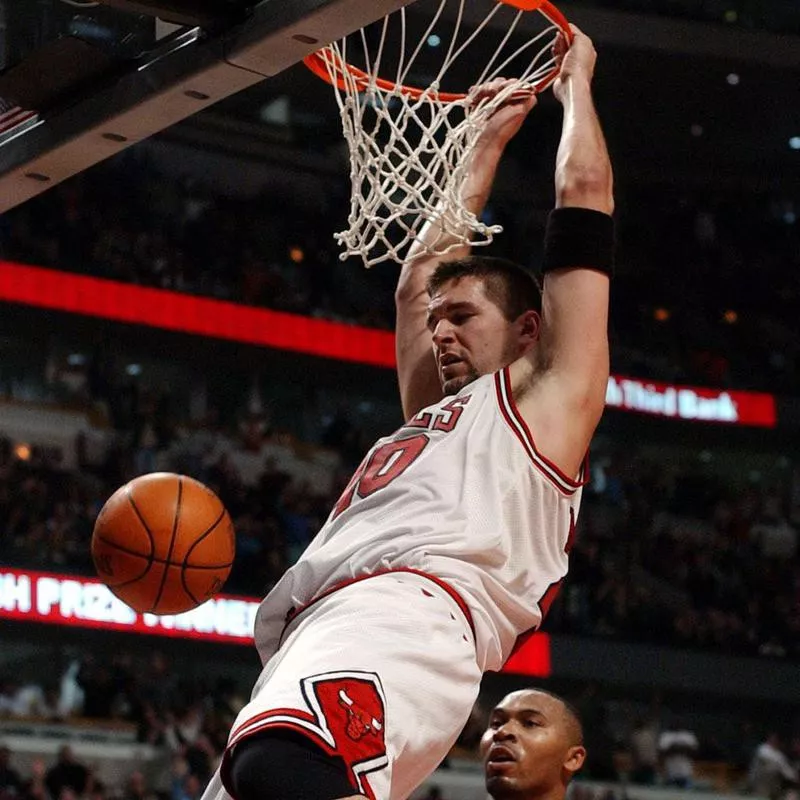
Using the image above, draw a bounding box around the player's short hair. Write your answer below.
[531,688,584,747]
[426,256,542,321]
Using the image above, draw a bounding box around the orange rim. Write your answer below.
[303,0,572,103]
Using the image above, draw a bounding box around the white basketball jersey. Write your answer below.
[254,366,584,672]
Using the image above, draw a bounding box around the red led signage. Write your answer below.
[502,633,552,678]
[0,261,395,368]
[0,567,550,675]
[606,375,776,428]
[0,262,778,428]
[0,567,257,645]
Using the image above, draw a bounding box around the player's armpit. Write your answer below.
[511,366,605,481]
[523,374,605,477]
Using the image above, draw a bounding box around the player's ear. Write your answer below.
[517,309,541,346]
[563,745,586,778]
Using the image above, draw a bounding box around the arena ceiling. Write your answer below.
[0,0,798,199]
[155,0,800,194]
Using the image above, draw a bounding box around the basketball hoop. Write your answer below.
[304,0,571,267]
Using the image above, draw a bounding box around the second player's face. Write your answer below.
[426,276,523,396]
[479,690,585,800]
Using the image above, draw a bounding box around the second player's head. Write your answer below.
[480,688,585,800]
[426,257,542,395]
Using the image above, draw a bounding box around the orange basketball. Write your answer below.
[92,473,235,615]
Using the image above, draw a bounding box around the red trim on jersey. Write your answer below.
[501,470,581,670]
[564,507,577,554]
[538,579,564,618]
[229,706,318,743]
[279,568,475,645]
[506,509,579,665]
[494,368,589,494]
[503,577,564,672]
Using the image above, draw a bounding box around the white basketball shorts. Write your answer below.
[201,570,481,800]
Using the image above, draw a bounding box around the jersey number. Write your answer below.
[331,396,471,520]
[332,433,429,520]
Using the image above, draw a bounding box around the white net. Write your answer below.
[308,0,569,267]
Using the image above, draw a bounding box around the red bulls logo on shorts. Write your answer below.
[311,677,385,750]
[338,687,383,740]
[303,672,388,795]
[227,671,388,799]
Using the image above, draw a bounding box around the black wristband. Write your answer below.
[541,207,615,277]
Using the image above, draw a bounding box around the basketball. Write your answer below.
[91,473,235,615]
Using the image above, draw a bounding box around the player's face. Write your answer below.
[480,690,585,800]
[426,276,527,395]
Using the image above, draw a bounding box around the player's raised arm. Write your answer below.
[516,26,614,478]
[394,86,537,422]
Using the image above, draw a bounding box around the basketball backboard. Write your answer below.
[0,0,416,213]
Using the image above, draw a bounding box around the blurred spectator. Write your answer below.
[209,679,245,730]
[86,781,107,800]
[57,661,84,720]
[734,721,763,774]
[44,747,88,800]
[164,704,204,753]
[0,745,22,797]
[19,759,49,800]
[183,735,216,786]
[4,682,58,720]
[169,758,202,800]
[76,659,115,719]
[279,485,318,565]
[177,775,202,800]
[120,771,156,800]
[58,788,80,800]
[659,725,699,788]
[137,703,168,747]
[629,716,659,785]
[138,653,175,716]
[751,513,798,560]
[0,682,13,717]
[748,733,799,800]
[576,684,617,782]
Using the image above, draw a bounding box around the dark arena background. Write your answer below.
[1,1,799,799]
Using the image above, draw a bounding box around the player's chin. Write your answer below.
[441,371,479,396]
[485,774,517,794]
[441,378,466,396]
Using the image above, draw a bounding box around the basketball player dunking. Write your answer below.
[200,24,614,800]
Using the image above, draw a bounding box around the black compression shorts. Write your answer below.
[228,729,361,800]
